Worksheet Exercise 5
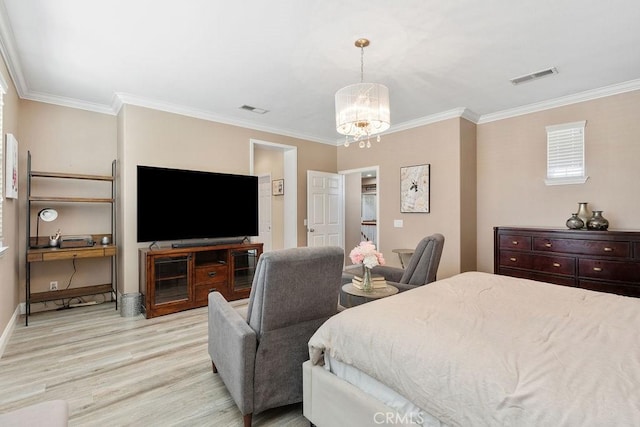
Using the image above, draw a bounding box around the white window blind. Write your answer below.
[545,120,588,186]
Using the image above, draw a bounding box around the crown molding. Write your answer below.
[331,107,481,146]
[0,0,27,96]
[113,92,335,145]
[478,79,640,124]
[1,3,638,143]
[20,90,116,115]
[11,78,640,144]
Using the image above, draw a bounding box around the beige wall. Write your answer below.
[18,102,117,306]
[118,105,337,295]
[476,90,640,273]
[0,54,21,337]
[338,118,476,279]
[460,118,477,272]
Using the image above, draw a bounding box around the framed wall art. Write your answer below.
[272,179,284,196]
[5,133,18,199]
[400,164,430,213]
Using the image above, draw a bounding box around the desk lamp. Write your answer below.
[35,208,58,248]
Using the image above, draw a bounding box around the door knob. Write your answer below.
[309,228,315,232]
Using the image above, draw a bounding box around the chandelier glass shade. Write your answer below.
[335,38,390,148]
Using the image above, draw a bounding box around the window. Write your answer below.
[545,120,588,186]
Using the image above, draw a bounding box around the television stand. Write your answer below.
[140,241,263,318]
[171,237,245,248]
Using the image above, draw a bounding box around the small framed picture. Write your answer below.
[272,179,284,196]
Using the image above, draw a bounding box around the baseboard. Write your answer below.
[0,305,20,359]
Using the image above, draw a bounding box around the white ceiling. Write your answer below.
[1,0,639,145]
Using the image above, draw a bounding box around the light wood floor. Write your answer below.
[0,302,308,426]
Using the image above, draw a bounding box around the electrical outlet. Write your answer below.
[49,281,58,291]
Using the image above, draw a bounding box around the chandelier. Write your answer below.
[335,38,390,148]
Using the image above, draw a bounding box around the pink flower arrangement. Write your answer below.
[349,241,385,269]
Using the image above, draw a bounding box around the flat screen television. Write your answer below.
[137,165,258,244]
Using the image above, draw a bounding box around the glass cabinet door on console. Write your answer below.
[141,252,195,317]
[231,248,260,295]
[154,255,190,305]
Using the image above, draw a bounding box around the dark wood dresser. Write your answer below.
[494,227,640,297]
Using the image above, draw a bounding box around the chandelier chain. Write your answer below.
[360,45,365,83]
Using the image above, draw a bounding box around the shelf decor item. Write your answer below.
[576,202,590,227]
[587,211,609,230]
[566,213,584,230]
[349,241,385,293]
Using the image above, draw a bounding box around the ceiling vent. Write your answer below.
[240,105,268,114]
[510,67,558,85]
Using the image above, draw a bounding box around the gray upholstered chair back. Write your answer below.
[399,233,445,286]
[208,245,344,424]
[246,246,344,335]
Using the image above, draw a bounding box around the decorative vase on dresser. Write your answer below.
[576,202,590,227]
[587,211,609,230]
[566,213,584,230]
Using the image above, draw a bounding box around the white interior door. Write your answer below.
[256,174,272,252]
[306,170,344,248]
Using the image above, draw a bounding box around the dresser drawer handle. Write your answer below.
[593,267,603,272]
[509,257,517,262]
[545,243,552,248]
[208,271,217,277]
[552,262,560,267]
[603,247,613,252]
[511,241,519,245]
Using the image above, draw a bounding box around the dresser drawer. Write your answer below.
[579,259,640,282]
[500,251,575,276]
[194,264,227,285]
[533,238,630,258]
[499,268,576,287]
[499,235,532,251]
[578,280,640,298]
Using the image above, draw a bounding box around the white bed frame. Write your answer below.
[302,361,426,427]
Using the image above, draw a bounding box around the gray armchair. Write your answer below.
[340,233,445,306]
[208,246,344,427]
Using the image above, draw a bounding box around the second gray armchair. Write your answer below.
[340,233,445,307]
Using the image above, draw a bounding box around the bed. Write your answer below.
[303,271,640,426]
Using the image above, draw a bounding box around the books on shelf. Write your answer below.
[351,274,387,290]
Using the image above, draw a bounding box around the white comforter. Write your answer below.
[309,271,640,426]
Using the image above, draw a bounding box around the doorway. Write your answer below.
[250,139,297,250]
[340,166,380,258]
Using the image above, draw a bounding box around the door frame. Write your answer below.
[250,139,297,249]
[256,173,272,252]
[339,165,380,251]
